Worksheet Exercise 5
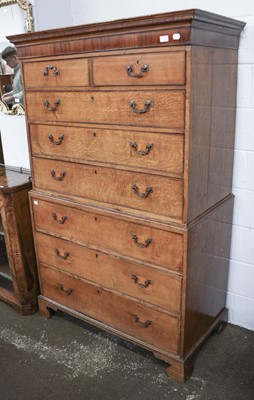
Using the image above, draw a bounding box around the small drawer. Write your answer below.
[92,51,185,86]
[40,265,180,355]
[32,158,183,220]
[29,124,184,176]
[35,231,182,314]
[23,58,89,88]
[25,90,185,130]
[30,195,184,273]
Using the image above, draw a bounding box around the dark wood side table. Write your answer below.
[0,74,13,96]
[0,166,38,314]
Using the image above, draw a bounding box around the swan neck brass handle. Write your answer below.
[129,100,152,114]
[51,170,66,181]
[51,212,68,224]
[43,65,60,76]
[130,141,153,156]
[132,234,152,248]
[48,134,64,145]
[132,314,152,328]
[131,274,151,289]
[55,249,70,260]
[131,183,153,198]
[44,99,61,111]
[56,283,73,296]
[126,64,149,78]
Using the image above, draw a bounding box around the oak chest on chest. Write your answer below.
[10,9,245,382]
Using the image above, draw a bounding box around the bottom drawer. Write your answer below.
[40,265,180,355]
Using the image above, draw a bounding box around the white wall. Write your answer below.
[228,14,254,329]
[70,0,254,331]
[32,0,73,31]
[70,0,254,24]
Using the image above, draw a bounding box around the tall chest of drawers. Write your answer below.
[10,9,245,382]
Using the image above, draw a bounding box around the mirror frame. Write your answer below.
[0,0,34,115]
[0,0,33,32]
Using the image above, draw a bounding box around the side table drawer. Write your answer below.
[35,231,182,314]
[30,195,184,273]
[40,265,180,355]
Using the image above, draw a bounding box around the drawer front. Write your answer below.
[32,158,183,220]
[35,231,182,314]
[25,91,185,129]
[93,51,185,86]
[30,196,183,272]
[40,265,180,355]
[23,58,89,88]
[29,124,184,175]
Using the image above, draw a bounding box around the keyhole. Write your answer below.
[93,132,96,137]
[136,59,140,64]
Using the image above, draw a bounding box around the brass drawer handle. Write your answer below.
[48,134,64,145]
[132,314,152,328]
[56,283,73,296]
[51,170,66,181]
[130,141,153,156]
[129,100,152,114]
[55,248,70,260]
[43,65,60,76]
[51,212,68,224]
[44,99,61,111]
[126,64,149,78]
[131,274,151,288]
[131,183,153,198]
[132,234,152,248]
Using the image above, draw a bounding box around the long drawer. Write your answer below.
[40,265,180,355]
[32,157,183,220]
[25,90,185,129]
[30,194,184,273]
[29,124,184,175]
[35,231,182,314]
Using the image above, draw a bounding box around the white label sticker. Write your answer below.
[159,35,169,43]
[33,200,38,205]
[173,33,181,40]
